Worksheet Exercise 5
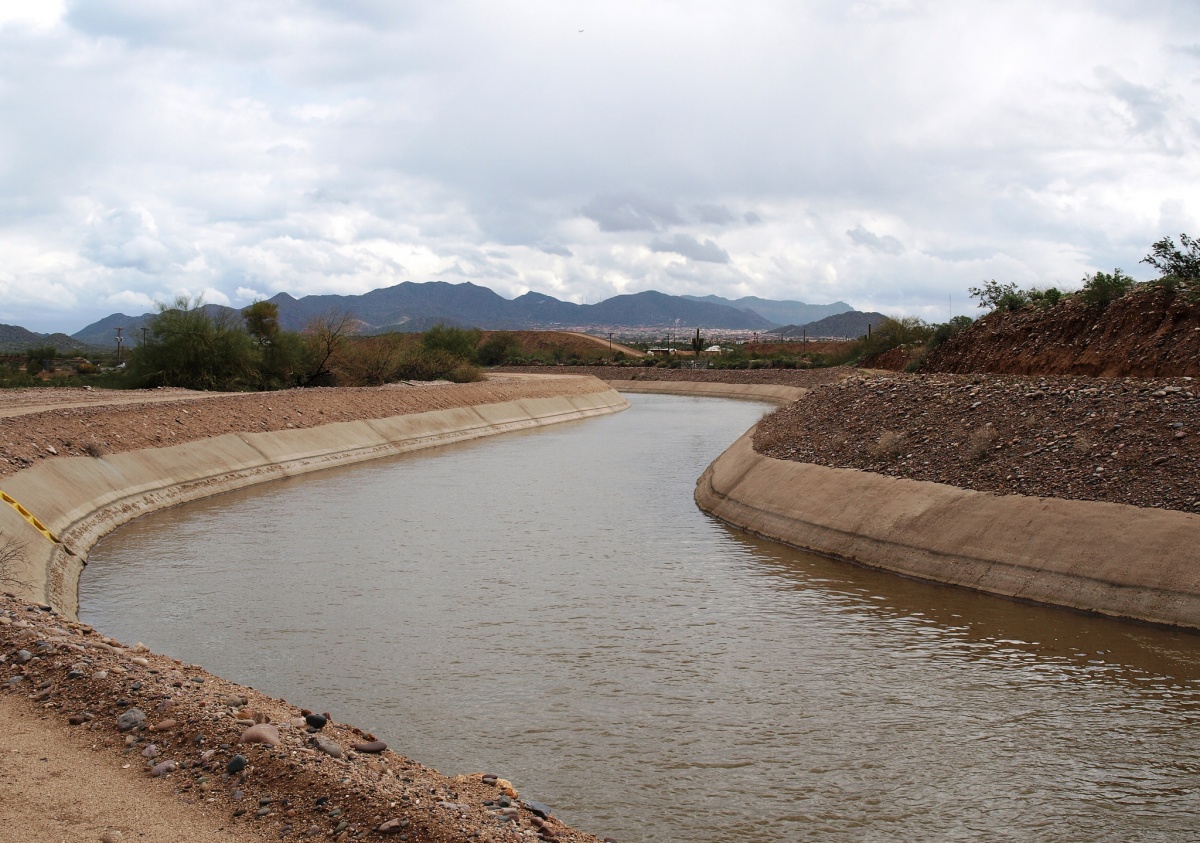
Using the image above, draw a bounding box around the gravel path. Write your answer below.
[755,372,1200,513]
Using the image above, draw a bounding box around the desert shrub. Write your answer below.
[859,316,933,359]
[75,361,99,375]
[422,324,481,362]
[0,531,27,590]
[1028,287,1064,308]
[1079,269,1135,307]
[393,348,481,383]
[968,280,1030,313]
[964,426,999,461]
[928,315,975,349]
[476,332,523,366]
[869,431,906,460]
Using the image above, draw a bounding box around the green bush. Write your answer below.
[1142,234,1200,282]
[928,315,974,349]
[129,296,259,390]
[1027,287,1063,308]
[1079,269,1135,307]
[476,332,522,366]
[858,316,933,359]
[422,324,481,362]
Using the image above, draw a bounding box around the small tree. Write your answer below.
[131,295,258,390]
[968,280,1030,312]
[1142,234,1200,281]
[299,310,356,386]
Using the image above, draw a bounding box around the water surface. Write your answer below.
[83,394,1200,842]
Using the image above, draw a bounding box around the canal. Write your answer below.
[83,393,1200,842]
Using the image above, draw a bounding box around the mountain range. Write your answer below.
[6,282,858,352]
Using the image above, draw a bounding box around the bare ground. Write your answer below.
[755,371,1200,513]
[0,595,601,843]
[0,378,611,480]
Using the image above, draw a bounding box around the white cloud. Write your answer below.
[0,0,1197,332]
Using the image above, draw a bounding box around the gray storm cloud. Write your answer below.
[649,234,732,264]
[0,0,1198,331]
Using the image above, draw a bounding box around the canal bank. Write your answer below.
[595,378,1200,630]
[0,377,627,618]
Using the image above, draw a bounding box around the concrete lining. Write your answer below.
[0,387,628,618]
[609,380,806,404]
[696,428,1200,629]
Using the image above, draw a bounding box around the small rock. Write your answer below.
[240,723,281,747]
[116,708,146,732]
[150,759,177,777]
[312,736,343,758]
[13,649,32,664]
[226,754,247,775]
[142,744,158,759]
[304,713,327,730]
[378,818,410,834]
[351,740,386,754]
[152,718,177,732]
[100,831,123,843]
[129,657,149,667]
[91,670,108,681]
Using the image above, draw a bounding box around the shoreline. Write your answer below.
[1,377,627,617]
[1,376,625,843]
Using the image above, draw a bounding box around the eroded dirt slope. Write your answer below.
[926,286,1200,377]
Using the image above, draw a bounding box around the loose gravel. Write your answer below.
[755,372,1200,513]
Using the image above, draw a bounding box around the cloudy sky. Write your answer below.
[2,0,1198,333]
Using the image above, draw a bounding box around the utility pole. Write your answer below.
[115,327,124,365]
[607,332,613,355]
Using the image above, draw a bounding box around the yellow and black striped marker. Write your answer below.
[1,490,68,551]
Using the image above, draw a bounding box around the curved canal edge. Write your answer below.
[695,426,1200,631]
[0,380,628,619]
[597,378,1200,630]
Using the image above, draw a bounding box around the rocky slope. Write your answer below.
[755,372,1200,513]
[926,285,1200,377]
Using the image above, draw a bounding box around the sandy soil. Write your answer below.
[0,387,229,419]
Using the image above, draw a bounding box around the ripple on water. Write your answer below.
[84,394,1200,843]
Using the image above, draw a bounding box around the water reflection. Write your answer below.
[83,394,1200,842]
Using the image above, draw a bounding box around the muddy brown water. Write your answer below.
[82,394,1200,842]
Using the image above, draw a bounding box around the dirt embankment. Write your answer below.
[0,378,611,481]
[755,372,1200,513]
[0,594,600,843]
[926,286,1200,377]
[496,365,849,388]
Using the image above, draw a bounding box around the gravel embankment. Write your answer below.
[0,377,611,480]
[496,365,848,388]
[755,372,1200,513]
[0,595,599,843]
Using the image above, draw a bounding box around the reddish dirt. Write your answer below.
[0,378,611,480]
[926,285,1200,377]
